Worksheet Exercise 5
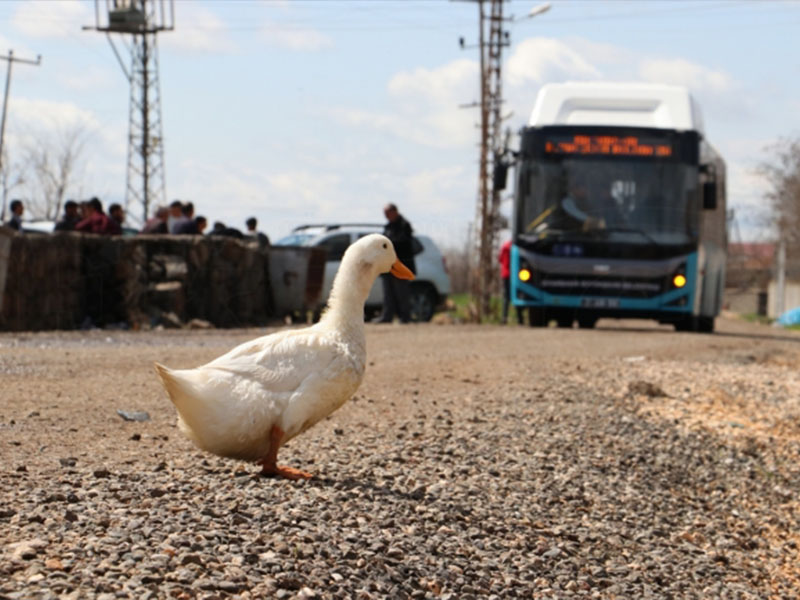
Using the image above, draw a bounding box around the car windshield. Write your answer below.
[274,233,315,246]
[516,158,699,246]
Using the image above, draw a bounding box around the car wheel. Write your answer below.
[409,284,437,322]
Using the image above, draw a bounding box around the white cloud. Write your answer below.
[331,106,476,149]
[0,34,37,61]
[7,98,102,138]
[259,21,333,52]
[388,59,477,107]
[12,0,91,39]
[162,5,236,54]
[716,136,774,239]
[399,165,475,243]
[638,58,733,94]
[506,37,601,87]
[56,64,115,92]
[171,159,346,226]
[331,59,479,149]
[403,166,470,217]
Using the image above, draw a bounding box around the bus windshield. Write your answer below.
[516,158,699,247]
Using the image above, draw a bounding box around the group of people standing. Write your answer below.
[3,198,125,235]
[3,197,270,247]
[140,200,270,246]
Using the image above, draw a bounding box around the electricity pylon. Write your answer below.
[84,0,174,223]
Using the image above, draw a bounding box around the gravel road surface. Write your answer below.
[1,317,799,599]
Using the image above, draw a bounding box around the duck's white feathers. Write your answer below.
[155,325,365,460]
[154,233,406,465]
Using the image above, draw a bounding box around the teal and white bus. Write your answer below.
[508,82,726,332]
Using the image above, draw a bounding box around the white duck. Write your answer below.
[154,233,414,480]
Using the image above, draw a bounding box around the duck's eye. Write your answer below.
[382,243,387,249]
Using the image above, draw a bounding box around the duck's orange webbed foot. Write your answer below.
[260,464,313,480]
[258,424,313,480]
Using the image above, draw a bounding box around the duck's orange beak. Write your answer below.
[390,260,415,280]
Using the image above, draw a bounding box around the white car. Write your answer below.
[276,224,451,322]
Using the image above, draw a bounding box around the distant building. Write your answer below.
[725,243,773,316]
[725,242,800,317]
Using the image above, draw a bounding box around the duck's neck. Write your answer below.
[319,262,376,335]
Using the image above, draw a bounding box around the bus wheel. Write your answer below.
[577,317,597,329]
[696,317,714,333]
[673,317,692,332]
[674,316,715,333]
[528,308,547,327]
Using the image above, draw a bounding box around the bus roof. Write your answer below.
[528,82,704,133]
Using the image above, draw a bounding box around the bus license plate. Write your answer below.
[581,298,619,308]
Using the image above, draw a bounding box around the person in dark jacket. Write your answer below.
[55,200,81,231]
[5,199,24,231]
[109,203,126,233]
[374,203,416,323]
[173,202,198,234]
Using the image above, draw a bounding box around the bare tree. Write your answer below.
[760,136,800,248]
[442,241,473,295]
[23,125,88,220]
[0,145,25,222]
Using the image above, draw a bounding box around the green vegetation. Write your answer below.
[740,312,773,326]
[439,292,528,325]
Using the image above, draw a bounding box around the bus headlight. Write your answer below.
[519,268,531,282]
[673,273,687,288]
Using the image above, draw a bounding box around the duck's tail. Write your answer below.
[154,362,179,402]
[154,362,205,427]
[153,362,271,460]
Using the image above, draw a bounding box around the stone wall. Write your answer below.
[0,228,324,332]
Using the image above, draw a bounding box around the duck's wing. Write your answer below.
[202,327,350,393]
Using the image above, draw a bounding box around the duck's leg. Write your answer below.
[259,425,312,480]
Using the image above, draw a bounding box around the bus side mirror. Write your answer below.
[702,181,717,210]
[493,161,509,191]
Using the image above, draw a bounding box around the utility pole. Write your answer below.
[458,1,550,321]
[84,0,174,224]
[0,50,42,221]
[460,0,509,321]
[775,238,786,318]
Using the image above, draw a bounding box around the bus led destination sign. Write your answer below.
[544,134,673,157]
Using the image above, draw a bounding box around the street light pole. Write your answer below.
[0,50,42,221]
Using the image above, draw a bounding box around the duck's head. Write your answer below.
[344,233,415,281]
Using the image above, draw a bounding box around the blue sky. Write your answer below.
[0,0,798,245]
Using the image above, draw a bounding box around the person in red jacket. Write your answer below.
[75,197,120,235]
[498,238,523,325]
